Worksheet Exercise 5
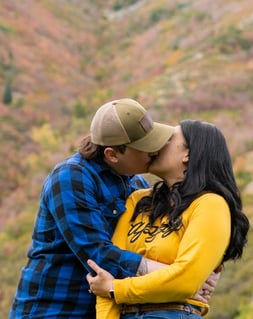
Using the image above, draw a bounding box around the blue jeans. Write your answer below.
[120,305,203,319]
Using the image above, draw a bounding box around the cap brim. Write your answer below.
[127,123,175,152]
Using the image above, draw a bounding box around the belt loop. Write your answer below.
[183,304,194,314]
[183,304,191,314]
[184,304,203,316]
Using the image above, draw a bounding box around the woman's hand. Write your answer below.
[86,259,115,298]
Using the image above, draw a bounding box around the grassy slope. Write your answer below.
[0,0,253,318]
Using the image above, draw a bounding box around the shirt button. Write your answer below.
[112,210,117,215]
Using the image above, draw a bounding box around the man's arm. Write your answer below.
[46,163,142,277]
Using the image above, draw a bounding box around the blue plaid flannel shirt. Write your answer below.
[9,152,149,318]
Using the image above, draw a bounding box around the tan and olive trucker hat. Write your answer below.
[90,98,174,152]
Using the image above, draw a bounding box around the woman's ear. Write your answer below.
[182,152,189,164]
[104,147,119,163]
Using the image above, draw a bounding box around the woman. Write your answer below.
[87,119,249,319]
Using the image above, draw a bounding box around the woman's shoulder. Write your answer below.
[190,192,229,211]
[197,192,227,202]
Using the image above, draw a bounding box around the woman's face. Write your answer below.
[148,125,189,184]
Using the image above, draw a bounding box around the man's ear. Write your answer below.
[104,147,119,163]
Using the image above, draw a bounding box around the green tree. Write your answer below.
[2,79,13,105]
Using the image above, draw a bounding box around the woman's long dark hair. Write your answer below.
[132,119,249,262]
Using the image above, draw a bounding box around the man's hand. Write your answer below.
[193,270,221,303]
[86,259,114,298]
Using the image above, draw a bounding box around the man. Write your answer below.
[9,98,217,318]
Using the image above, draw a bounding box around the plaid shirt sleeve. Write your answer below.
[41,159,143,278]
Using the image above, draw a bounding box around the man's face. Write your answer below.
[112,147,158,175]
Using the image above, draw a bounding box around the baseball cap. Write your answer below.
[90,98,174,152]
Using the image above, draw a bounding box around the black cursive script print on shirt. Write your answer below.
[128,221,172,243]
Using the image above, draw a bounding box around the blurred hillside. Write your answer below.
[0,0,253,318]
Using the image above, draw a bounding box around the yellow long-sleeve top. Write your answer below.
[96,189,231,319]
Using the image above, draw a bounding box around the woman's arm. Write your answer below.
[87,260,220,299]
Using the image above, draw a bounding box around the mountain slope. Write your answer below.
[0,1,252,318]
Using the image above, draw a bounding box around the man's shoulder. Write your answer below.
[44,153,100,185]
[129,174,150,189]
[52,153,94,172]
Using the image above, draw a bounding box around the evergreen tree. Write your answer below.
[2,79,13,105]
